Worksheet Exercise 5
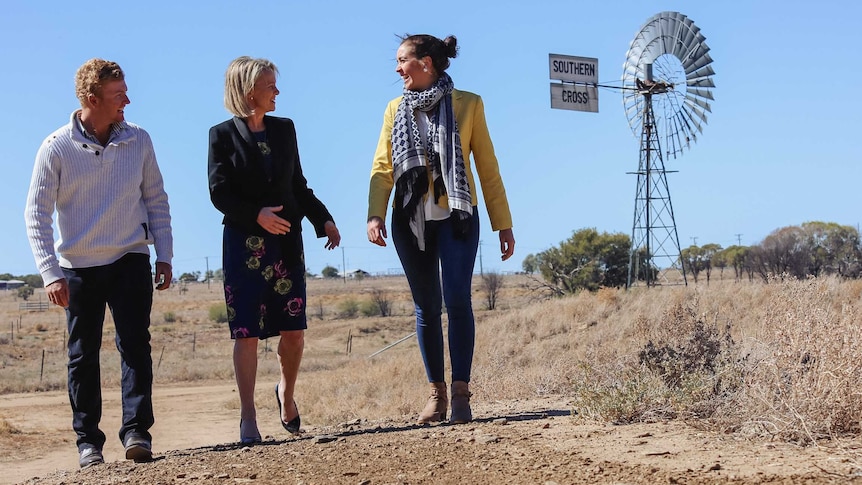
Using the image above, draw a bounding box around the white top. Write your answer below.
[24,111,173,285]
[415,110,451,221]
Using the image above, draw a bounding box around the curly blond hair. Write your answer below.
[74,59,124,107]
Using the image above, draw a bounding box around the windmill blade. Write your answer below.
[679,105,705,135]
[684,102,709,127]
[687,87,714,100]
[684,94,712,113]
[686,77,716,88]
[684,53,713,75]
[687,64,716,81]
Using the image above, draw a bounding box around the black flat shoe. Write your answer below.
[275,384,301,435]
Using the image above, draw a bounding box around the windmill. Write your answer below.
[621,11,715,287]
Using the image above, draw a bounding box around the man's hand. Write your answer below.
[155,262,172,290]
[46,279,70,308]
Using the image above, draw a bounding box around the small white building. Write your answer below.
[0,280,26,290]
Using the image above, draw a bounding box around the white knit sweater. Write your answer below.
[25,111,173,285]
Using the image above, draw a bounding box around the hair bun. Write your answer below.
[442,35,459,58]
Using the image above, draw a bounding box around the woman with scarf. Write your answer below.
[367,34,515,424]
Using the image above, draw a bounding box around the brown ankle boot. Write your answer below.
[417,382,448,424]
[450,381,472,424]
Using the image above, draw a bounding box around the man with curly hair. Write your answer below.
[24,58,173,468]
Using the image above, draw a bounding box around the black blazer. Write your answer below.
[208,116,333,264]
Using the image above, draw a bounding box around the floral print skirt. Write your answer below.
[222,225,307,339]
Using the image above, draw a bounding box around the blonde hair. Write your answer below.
[223,56,279,117]
[75,59,124,107]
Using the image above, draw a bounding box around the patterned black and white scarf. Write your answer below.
[392,73,472,250]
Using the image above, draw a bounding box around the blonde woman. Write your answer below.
[208,56,340,443]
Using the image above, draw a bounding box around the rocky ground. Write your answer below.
[15,396,862,485]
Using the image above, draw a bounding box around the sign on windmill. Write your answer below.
[549,54,598,113]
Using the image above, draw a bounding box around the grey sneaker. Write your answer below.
[123,433,153,462]
[79,446,104,468]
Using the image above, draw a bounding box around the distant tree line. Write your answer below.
[0,273,43,288]
[523,221,862,294]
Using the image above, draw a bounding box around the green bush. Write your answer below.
[17,286,34,301]
[208,304,228,323]
[163,311,177,323]
[337,299,359,318]
[360,300,378,317]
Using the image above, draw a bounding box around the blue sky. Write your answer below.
[1,0,859,279]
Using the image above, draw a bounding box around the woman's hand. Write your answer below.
[257,205,291,235]
[367,216,388,247]
[499,228,515,261]
[324,221,341,250]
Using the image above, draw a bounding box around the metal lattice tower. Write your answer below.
[621,12,715,287]
[627,67,686,287]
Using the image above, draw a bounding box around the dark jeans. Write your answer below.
[392,209,479,383]
[63,253,154,450]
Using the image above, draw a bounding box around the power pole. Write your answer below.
[341,246,347,284]
[205,256,210,289]
[735,233,743,246]
[690,236,698,247]
[478,240,484,276]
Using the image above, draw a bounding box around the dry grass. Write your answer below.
[2,273,861,446]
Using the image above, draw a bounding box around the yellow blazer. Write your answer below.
[367,89,513,231]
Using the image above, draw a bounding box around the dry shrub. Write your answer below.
[0,416,20,435]
[717,276,862,443]
[570,290,742,424]
[570,349,671,424]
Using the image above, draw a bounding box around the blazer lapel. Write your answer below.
[232,117,257,151]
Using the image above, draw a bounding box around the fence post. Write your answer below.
[40,349,45,381]
[157,346,165,370]
[346,329,352,355]
[192,332,196,355]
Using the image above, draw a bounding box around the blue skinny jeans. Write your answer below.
[392,209,479,383]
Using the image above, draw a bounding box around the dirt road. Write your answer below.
[4,384,857,484]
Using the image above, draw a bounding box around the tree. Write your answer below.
[680,245,705,284]
[321,265,340,278]
[801,221,861,277]
[700,243,722,284]
[521,254,539,274]
[747,222,861,281]
[179,272,200,283]
[536,228,630,294]
[21,274,43,288]
[17,286,34,301]
[481,272,504,310]
[716,245,749,282]
[630,246,659,284]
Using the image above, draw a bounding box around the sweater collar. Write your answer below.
[69,110,134,146]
